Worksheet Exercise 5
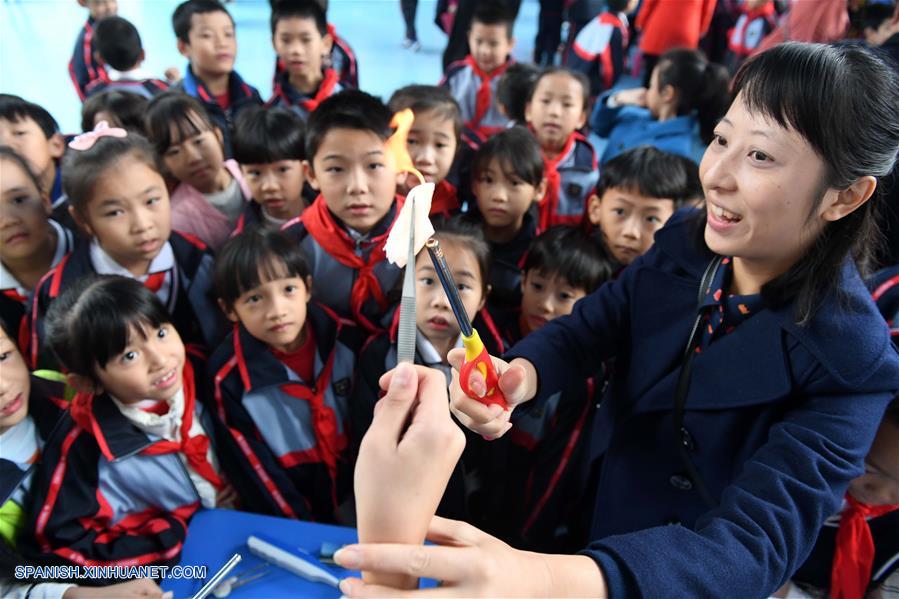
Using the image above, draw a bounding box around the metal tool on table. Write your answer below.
[192,553,242,599]
[395,198,417,365]
[425,238,508,409]
[211,563,270,598]
[247,535,340,588]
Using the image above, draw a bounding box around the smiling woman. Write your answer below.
[337,42,899,599]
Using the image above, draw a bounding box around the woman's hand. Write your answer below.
[447,349,538,439]
[612,87,648,107]
[355,363,466,589]
[335,516,606,597]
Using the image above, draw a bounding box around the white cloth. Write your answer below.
[385,183,435,268]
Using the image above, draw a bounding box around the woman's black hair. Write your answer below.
[527,66,591,113]
[524,225,614,293]
[432,216,491,296]
[214,226,312,311]
[61,133,161,215]
[655,48,729,143]
[232,106,306,164]
[81,89,150,135]
[0,145,44,196]
[145,91,217,156]
[388,85,463,142]
[496,63,540,124]
[472,126,544,187]
[596,146,702,208]
[726,42,899,325]
[44,275,172,381]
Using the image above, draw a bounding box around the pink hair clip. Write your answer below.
[68,120,127,151]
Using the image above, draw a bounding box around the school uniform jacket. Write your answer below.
[207,303,362,524]
[471,207,539,313]
[327,24,358,90]
[566,12,629,99]
[538,131,599,229]
[267,68,343,121]
[441,56,512,139]
[174,66,263,158]
[84,77,169,100]
[68,17,108,101]
[505,209,899,597]
[28,231,224,371]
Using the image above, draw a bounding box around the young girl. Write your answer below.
[470,126,546,313]
[524,67,599,229]
[0,147,75,352]
[209,228,362,524]
[591,48,730,166]
[333,42,899,599]
[145,92,250,252]
[29,124,223,371]
[32,275,238,567]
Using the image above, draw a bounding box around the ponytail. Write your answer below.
[656,48,730,143]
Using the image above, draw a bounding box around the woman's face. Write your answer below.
[699,94,836,288]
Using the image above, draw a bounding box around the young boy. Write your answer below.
[525,67,598,229]
[267,0,342,121]
[171,0,262,157]
[566,0,634,100]
[585,146,701,271]
[388,85,462,218]
[209,228,363,524]
[85,16,169,99]
[282,90,402,334]
[441,2,515,139]
[0,95,66,212]
[69,0,117,101]
[232,106,310,232]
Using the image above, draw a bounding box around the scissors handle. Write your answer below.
[459,329,508,410]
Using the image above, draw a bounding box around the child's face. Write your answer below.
[241,160,306,222]
[79,0,117,20]
[0,117,65,193]
[224,270,312,353]
[162,118,227,193]
[177,11,236,78]
[415,240,485,346]
[587,187,675,265]
[305,128,398,234]
[0,157,53,268]
[474,158,544,238]
[0,327,31,435]
[848,418,899,506]
[406,109,457,186]
[95,322,185,404]
[73,154,172,277]
[273,17,332,82]
[468,21,514,74]
[525,73,587,152]
[519,270,587,335]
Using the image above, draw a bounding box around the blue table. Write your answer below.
[161,509,358,598]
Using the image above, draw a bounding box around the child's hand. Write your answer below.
[447,349,537,439]
[613,87,648,107]
[64,578,171,598]
[355,363,466,589]
[164,67,181,84]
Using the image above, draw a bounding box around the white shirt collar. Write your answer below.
[106,66,154,82]
[415,330,463,366]
[0,415,39,467]
[89,238,175,278]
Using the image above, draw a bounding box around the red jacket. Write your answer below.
[635,0,717,55]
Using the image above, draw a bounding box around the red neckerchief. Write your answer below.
[144,272,166,293]
[430,180,460,218]
[538,132,577,231]
[300,69,339,114]
[2,288,27,304]
[831,494,899,599]
[301,195,401,332]
[270,324,316,385]
[462,55,511,132]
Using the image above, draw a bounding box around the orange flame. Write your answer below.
[386,108,425,186]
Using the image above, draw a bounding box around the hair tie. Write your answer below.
[68,120,127,151]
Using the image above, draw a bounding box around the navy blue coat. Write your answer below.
[506,210,899,598]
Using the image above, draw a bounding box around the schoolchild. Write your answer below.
[585,146,702,271]
[566,0,636,101]
[440,3,515,139]
[81,89,150,136]
[495,62,539,127]
[29,125,223,370]
[0,95,66,213]
[388,85,462,219]
[31,276,237,567]
[0,148,75,354]
[268,0,343,121]
[209,228,362,523]
[69,0,117,101]
[524,67,598,229]
[340,42,899,599]
[725,0,776,73]
[590,48,730,165]
[170,0,263,157]
[232,106,310,232]
[85,16,169,100]
[145,92,251,251]
[468,126,545,313]
[281,90,403,334]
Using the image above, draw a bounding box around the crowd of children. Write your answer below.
[2,0,898,597]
